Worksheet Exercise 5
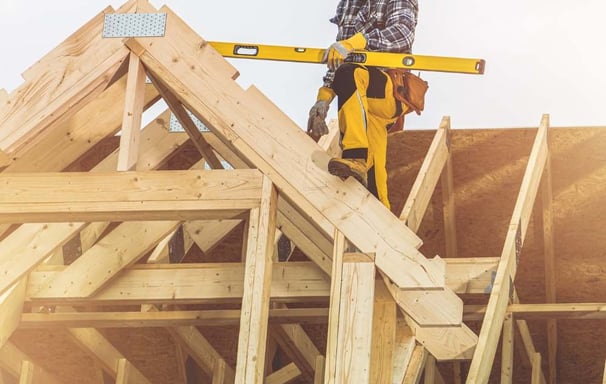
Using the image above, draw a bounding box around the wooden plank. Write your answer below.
[444,257,499,294]
[117,54,147,171]
[324,231,346,384]
[18,361,34,384]
[424,355,437,384]
[265,362,302,384]
[510,303,606,319]
[370,280,397,384]
[27,262,330,305]
[400,117,449,232]
[439,117,458,258]
[235,176,277,383]
[124,31,455,293]
[34,221,180,299]
[603,360,606,384]
[501,314,514,384]
[403,345,428,384]
[332,254,376,384]
[466,115,550,383]
[531,353,542,384]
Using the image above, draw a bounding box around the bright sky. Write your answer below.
[1,0,605,129]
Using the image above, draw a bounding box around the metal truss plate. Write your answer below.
[103,13,167,38]
[169,110,210,133]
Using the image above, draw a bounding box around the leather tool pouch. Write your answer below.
[387,68,429,116]
[386,69,429,133]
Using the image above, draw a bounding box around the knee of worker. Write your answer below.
[332,64,367,102]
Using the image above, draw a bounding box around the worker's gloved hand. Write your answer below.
[307,87,335,141]
[324,32,367,71]
[307,100,330,141]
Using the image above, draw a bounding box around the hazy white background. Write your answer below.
[1,0,605,129]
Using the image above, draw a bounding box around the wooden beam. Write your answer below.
[509,303,606,319]
[370,280,397,383]
[235,176,277,383]
[439,117,458,258]
[20,308,328,328]
[115,359,131,384]
[314,356,325,384]
[184,220,242,255]
[400,116,450,232]
[467,114,550,383]
[501,314,514,384]
[332,253,376,384]
[27,262,330,305]
[18,361,35,384]
[265,363,302,384]
[603,360,606,384]
[117,53,147,171]
[0,170,263,223]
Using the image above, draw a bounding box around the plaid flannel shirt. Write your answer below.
[323,0,418,88]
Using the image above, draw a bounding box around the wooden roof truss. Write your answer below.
[0,1,604,383]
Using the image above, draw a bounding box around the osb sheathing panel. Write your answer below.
[388,126,606,383]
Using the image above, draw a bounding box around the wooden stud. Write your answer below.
[331,253,376,384]
[403,345,428,384]
[501,314,514,383]
[18,361,34,384]
[602,360,605,384]
[115,359,131,384]
[314,355,325,384]
[467,115,550,383]
[531,353,542,384]
[211,359,227,384]
[538,153,557,384]
[392,319,416,384]
[370,280,397,383]
[324,231,346,384]
[117,54,147,171]
[439,117,458,258]
[271,322,321,380]
[235,176,277,383]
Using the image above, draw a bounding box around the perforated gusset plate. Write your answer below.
[169,111,210,133]
[103,13,167,38]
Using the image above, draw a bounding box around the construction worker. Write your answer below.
[307,0,418,209]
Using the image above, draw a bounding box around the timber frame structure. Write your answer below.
[1,1,605,383]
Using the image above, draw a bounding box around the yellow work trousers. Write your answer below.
[331,63,407,209]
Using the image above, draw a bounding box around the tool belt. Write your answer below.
[385,68,428,133]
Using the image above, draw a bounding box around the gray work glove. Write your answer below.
[307,100,330,142]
